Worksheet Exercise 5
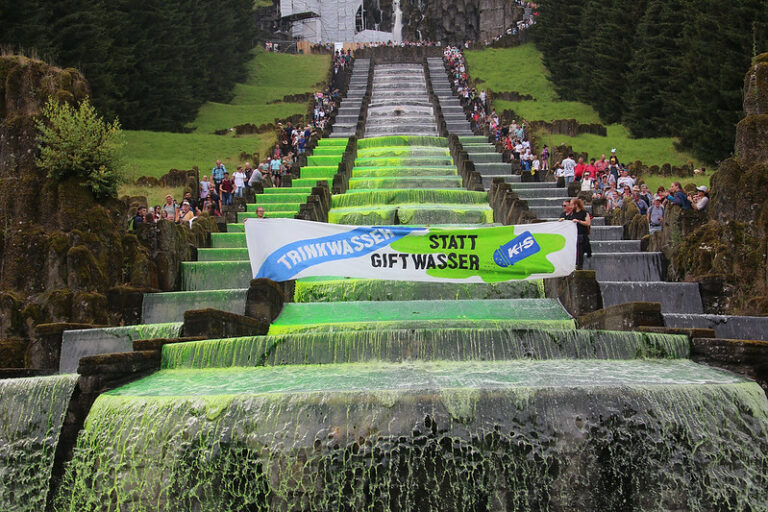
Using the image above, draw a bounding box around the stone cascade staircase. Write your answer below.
[505,180,710,316]
[331,59,369,138]
[426,57,473,136]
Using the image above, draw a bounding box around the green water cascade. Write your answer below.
[0,374,78,511]
[33,81,768,510]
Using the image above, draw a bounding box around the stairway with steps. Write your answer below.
[426,57,474,136]
[331,59,369,138]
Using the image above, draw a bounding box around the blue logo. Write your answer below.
[257,226,419,281]
[493,231,541,267]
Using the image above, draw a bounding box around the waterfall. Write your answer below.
[393,0,403,42]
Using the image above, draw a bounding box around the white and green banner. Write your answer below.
[245,218,577,283]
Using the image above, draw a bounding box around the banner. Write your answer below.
[245,219,577,283]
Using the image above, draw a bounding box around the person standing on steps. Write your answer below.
[540,145,549,171]
[648,195,665,234]
[562,154,576,186]
[211,160,226,188]
[570,198,592,270]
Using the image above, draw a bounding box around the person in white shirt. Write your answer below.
[617,169,635,190]
[561,154,576,186]
[531,157,541,182]
[232,167,247,197]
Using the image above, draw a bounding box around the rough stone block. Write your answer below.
[637,326,716,339]
[78,350,161,376]
[0,337,28,368]
[577,302,664,331]
[182,308,270,339]
[245,278,287,323]
[26,322,101,370]
[691,337,768,394]
[544,270,602,317]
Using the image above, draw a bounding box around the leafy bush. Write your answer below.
[36,97,126,198]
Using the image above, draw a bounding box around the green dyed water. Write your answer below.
[354,156,453,167]
[238,211,297,221]
[211,233,246,248]
[0,374,78,512]
[316,137,348,146]
[331,189,489,208]
[253,193,310,204]
[310,147,347,155]
[292,178,333,188]
[298,166,339,178]
[269,299,574,334]
[357,135,449,148]
[356,147,450,158]
[307,155,344,166]
[348,176,463,189]
[161,328,690,369]
[196,248,249,261]
[294,276,543,302]
[351,166,459,177]
[52,362,768,511]
[181,261,251,291]
[262,187,314,195]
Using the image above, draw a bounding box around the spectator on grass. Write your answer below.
[648,195,665,233]
[211,160,226,186]
[219,172,235,206]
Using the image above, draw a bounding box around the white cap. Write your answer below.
[696,185,708,192]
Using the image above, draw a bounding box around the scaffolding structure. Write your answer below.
[280,0,395,43]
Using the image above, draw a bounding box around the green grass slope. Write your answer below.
[123,48,330,181]
[465,44,700,167]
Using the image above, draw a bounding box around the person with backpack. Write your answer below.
[666,182,692,210]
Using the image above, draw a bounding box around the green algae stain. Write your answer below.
[390,227,567,283]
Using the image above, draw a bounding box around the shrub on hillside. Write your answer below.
[36,97,126,198]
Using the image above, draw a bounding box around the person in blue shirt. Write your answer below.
[666,182,692,210]
[211,160,226,187]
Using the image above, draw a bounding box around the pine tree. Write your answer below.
[622,0,685,137]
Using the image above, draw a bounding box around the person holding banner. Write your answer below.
[570,198,592,270]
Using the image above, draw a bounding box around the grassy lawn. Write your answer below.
[465,44,700,167]
[120,184,186,207]
[122,48,330,188]
[123,131,274,180]
[538,125,701,168]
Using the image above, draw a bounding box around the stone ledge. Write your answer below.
[77,350,161,376]
[27,322,105,370]
[577,302,664,331]
[182,308,270,339]
[691,337,768,394]
[544,270,602,318]
[637,326,716,339]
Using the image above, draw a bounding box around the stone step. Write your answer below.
[467,152,503,163]
[590,240,640,252]
[663,313,768,341]
[599,281,703,314]
[474,162,514,175]
[482,175,521,188]
[524,197,572,208]
[584,252,664,281]
[508,182,559,189]
[459,136,490,143]
[511,187,571,198]
[589,226,624,241]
